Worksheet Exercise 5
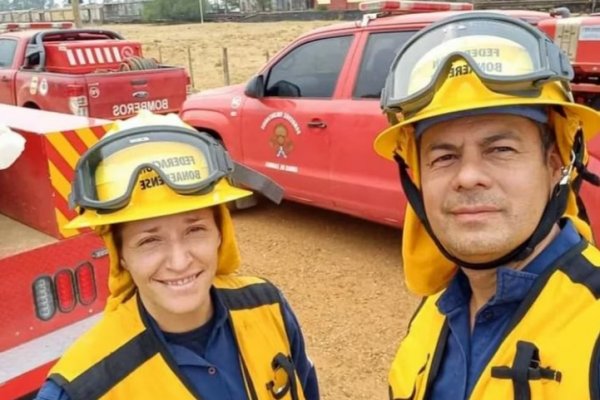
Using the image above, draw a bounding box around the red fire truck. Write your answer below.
[180,0,600,232]
[0,22,190,120]
[538,13,600,110]
[0,105,111,399]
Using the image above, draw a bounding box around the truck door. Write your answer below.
[240,35,353,206]
[329,30,416,225]
[0,38,18,105]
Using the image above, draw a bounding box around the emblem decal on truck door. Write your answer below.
[261,111,300,172]
[261,111,301,158]
[269,124,294,158]
[261,111,301,134]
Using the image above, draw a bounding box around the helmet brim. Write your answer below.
[65,183,252,229]
[375,99,600,161]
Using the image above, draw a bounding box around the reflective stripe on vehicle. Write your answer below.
[0,314,102,384]
[62,47,125,66]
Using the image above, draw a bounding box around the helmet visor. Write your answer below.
[70,125,233,212]
[382,13,574,118]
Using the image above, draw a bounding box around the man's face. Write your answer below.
[418,114,563,264]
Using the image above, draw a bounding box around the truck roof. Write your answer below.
[1,28,120,40]
[302,9,551,38]
[1,29,54,39]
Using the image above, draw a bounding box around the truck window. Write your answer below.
[0,39,17,68]
[265,35,353,98]
[353,31,416,99]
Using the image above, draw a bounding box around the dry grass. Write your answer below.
[95,21,338,92]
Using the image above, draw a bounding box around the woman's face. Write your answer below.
[117,207,221,332]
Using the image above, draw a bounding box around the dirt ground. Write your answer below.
[231,200,420,399]
[97,21,337,91]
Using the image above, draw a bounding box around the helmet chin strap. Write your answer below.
[394,129,595,270]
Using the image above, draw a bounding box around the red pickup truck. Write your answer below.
[181,1,600,233]
[0,22,190,120]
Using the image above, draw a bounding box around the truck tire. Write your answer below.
[228,189,259,211]
[227,169,259,211]
[199,129,258,211]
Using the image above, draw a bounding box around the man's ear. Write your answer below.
[548,145,564,185]
[120,258,128,270]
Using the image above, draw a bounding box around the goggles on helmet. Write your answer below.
[71,125,253,212]
[381,12,574,119]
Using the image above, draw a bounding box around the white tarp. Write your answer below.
[0,125,25,170]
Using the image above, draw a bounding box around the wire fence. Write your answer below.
[141,42,273,92]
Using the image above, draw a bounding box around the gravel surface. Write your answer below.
[232,200,420,400]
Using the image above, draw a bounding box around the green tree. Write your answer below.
[12,0,46,9]
[255,0,271,11]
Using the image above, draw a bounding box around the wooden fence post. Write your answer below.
[187,46,195,89]
[265,50,270,62]
[153,41,162,63]
[222,47,230,86]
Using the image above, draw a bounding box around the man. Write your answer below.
[374,12,600,399]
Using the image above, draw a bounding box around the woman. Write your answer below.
[35,112,319,400]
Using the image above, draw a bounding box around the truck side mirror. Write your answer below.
[245,75,265,99]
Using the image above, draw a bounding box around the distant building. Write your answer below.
[240,0,312,12]
[315,0,359,10]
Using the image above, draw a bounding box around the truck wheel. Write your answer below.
[228,192,259,211]
[227,173,259,211]
[202,131,258,211]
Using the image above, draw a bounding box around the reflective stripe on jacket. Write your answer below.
[49,275,306,400]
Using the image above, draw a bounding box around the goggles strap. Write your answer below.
[569,129,600,230]
[393,152,569,271]
[572,129,600,187]
[232,162,284,204]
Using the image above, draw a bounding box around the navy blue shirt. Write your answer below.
[429,220,582,400]
[35,287,319,400]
